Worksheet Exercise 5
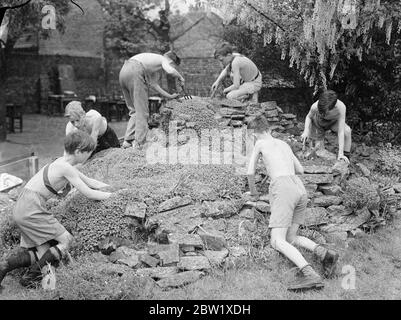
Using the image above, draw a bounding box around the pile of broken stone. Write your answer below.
[164,97,300,135]
[91,152,401,290]
[210,99,299,132]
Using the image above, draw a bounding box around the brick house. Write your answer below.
[169,10,225,97]
[5,0,105,113]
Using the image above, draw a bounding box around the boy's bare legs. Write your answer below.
[270,227,309,269]
[287,224,318,251]
[271,227,324,291]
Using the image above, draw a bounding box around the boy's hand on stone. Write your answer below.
[244,191,260,202]
[301,131,309,144]
[338,155,350,164]
[250,192,260,201]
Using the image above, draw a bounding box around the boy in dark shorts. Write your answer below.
[65,101,120,156]
[0,131,113,290]
[247,115,339,291]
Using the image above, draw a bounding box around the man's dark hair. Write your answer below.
[247,114,270,133]
[164,51,181,65]
[213,42,234,59]
[64,131,96,155]
[317,90,338,114]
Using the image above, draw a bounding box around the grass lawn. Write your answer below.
[1,216,401,300]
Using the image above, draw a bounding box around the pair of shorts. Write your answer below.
[310,113,338,140]
[13,188,67,249]
[94,125,120,155]
[268,175,307,228]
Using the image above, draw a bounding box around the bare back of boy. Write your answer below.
[255,137,297,180]
[252,137,306,229]
[130,53,171,76]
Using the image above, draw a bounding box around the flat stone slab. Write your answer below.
[204,249,229,267]
[355,163,371,177]
[167,233,204,249]
[316,149,337,161]
[136,267,179,279]
[140,254,160,268]
[201,201,239,219]
[97,236,134,255]
[265,109,279,117]
[219,99,246,109]
[147,243,180,266]
[303,207,329,227]
[124,202,147,219]
[326,205,353,216]
[318,184,343,196]
[260,101,278,110]
[301,174,334,185]
[320,207,371,233]
[220,108,246,117]
[158,196,192,213]
[197,229,227,251]
[109,246,141,268]
[156,271,203,289]
[178,256,211,271]
[313,195,342,207]
[239,207,255,219]
[149,204,204,234]
[281,113,296,120]
[303,165,333,174]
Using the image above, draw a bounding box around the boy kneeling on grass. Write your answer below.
[0,131,113,290]
[246,115,339,291]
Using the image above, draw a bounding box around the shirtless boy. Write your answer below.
[211,43,262,103]
[119,51,185,149]
[247,115,339,291]
[301,90,352,163]
[0,131,113,289]
[65,101,120,156]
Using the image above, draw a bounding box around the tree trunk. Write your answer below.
[0,46,7,142]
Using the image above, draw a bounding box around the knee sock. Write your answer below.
[0,249,35,285]
[35,246,63,270]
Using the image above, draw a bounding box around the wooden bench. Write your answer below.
[6,104,23,133]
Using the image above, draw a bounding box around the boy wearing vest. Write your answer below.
[211,43,262,103]
[0,131,113,289]
[301,90,352,163]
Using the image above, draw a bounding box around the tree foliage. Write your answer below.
[0,0,71,141]
[211,0,401,93]
[98,0,171,57]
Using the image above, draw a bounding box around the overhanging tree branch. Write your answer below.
[244,0,286,32]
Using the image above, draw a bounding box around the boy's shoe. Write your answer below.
[322,249,339,278]
[287,265,324,292]
[132,141,143,151]
[287,274,325,291]
[121,141,132,149]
